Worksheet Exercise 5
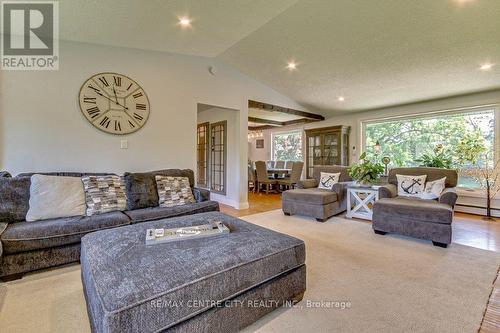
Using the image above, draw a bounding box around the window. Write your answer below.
[272,131,303,161]
[363,108,497,188]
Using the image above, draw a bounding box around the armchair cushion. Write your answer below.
[439,187,458,207]
[378,184,398,199]
[296,179,318,189]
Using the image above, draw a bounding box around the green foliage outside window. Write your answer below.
[365,111,495,188]
[272,132,302,161]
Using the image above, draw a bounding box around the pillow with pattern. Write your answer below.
[81,175,127,216]
[155,176,196,207]
[396,174,427,197]
[318,172,341,190]
[420,177,446,200]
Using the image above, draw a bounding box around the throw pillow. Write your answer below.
[155,176,196,207]
[82,175,126,216]
[123,172,159,210]
[318,172,341,190]
[26,175,86,221]
[420,177,446,200]
[0,177,31,223]
[396,174,427,197]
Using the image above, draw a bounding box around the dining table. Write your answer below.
[267,168,291,178]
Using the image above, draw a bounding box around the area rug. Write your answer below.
[0,210,499,333]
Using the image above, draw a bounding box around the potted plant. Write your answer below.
[348,152,385,186]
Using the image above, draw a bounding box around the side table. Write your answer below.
[346,185,380,220]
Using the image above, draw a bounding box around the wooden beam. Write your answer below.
[248,100,324,121]
[248,125,275,131]
[248,117,283,126]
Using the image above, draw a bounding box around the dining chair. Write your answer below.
[285,161,294,169]
[275,161,285,169]
[255,161,277,194]
[248,164,257,192]
[278,161,304,190]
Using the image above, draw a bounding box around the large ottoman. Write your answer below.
[81,211,306,333]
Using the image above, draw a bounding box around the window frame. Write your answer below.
[271,130,304,161]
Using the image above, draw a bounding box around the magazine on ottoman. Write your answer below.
[145,220,230,245]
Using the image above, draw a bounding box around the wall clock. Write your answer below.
[78,72,150,135]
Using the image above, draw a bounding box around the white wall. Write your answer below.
[197,106,240,208]
[0,40,306,209]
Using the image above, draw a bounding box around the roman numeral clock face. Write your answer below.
[78,72,150,135]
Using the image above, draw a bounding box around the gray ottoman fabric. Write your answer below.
[282,188,338,205]
[373,197,453,225]
[81,212,306,333]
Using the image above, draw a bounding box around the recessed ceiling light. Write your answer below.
[178,17,192,28]
[286,61,297,70]
[479,63,494,71]
[338,96,345,102]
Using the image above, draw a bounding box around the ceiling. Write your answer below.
[248,108,301,122]
[59,0,299,57]
[60,0,500,114]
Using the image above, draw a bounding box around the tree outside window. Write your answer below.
[364,110,496,188]
[272,131,303,161]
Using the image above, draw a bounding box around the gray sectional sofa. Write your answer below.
[0,169,219,281]
[373,167,459,247]
[282,165,353,222]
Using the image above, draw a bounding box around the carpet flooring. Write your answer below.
[1,210,499,333]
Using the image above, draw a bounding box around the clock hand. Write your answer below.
[95,91,129,110]
[112,86,119,104]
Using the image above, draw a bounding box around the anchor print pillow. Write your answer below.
[318,172,341,190]
[396,174,427,197]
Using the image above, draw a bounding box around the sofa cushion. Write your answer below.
[123,169,196,210]
[26,174,86,221]
[123,172,159,210]
[373,197,453,225]
[124,201,219,223]
[155,176,196,207]
[283,188,338,205]
[1,211,130,254]
[82,175,127,216]
[0,177,31,223]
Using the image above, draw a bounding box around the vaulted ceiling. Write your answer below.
[60,0,500,114]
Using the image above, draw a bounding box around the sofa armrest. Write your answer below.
[193,187,210,202]
[378,184,398,199]
[439,187,458,207]
[0,222,8,258]
[296,179,318,189]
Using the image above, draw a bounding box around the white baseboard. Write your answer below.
[209,193,248,210]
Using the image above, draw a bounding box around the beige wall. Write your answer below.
[0,40,305,208]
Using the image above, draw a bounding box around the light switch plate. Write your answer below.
[120,140,128,149]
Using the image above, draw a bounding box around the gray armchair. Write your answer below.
[282,165,353,222]
[373,167,459,248]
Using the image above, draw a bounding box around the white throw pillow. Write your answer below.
[318,172,341,190]
[396,174,427,197]
[26,175,86,221]
[420,177,446,200]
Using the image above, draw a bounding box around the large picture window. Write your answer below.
[272,131,303,161]
[363,107,497,188]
